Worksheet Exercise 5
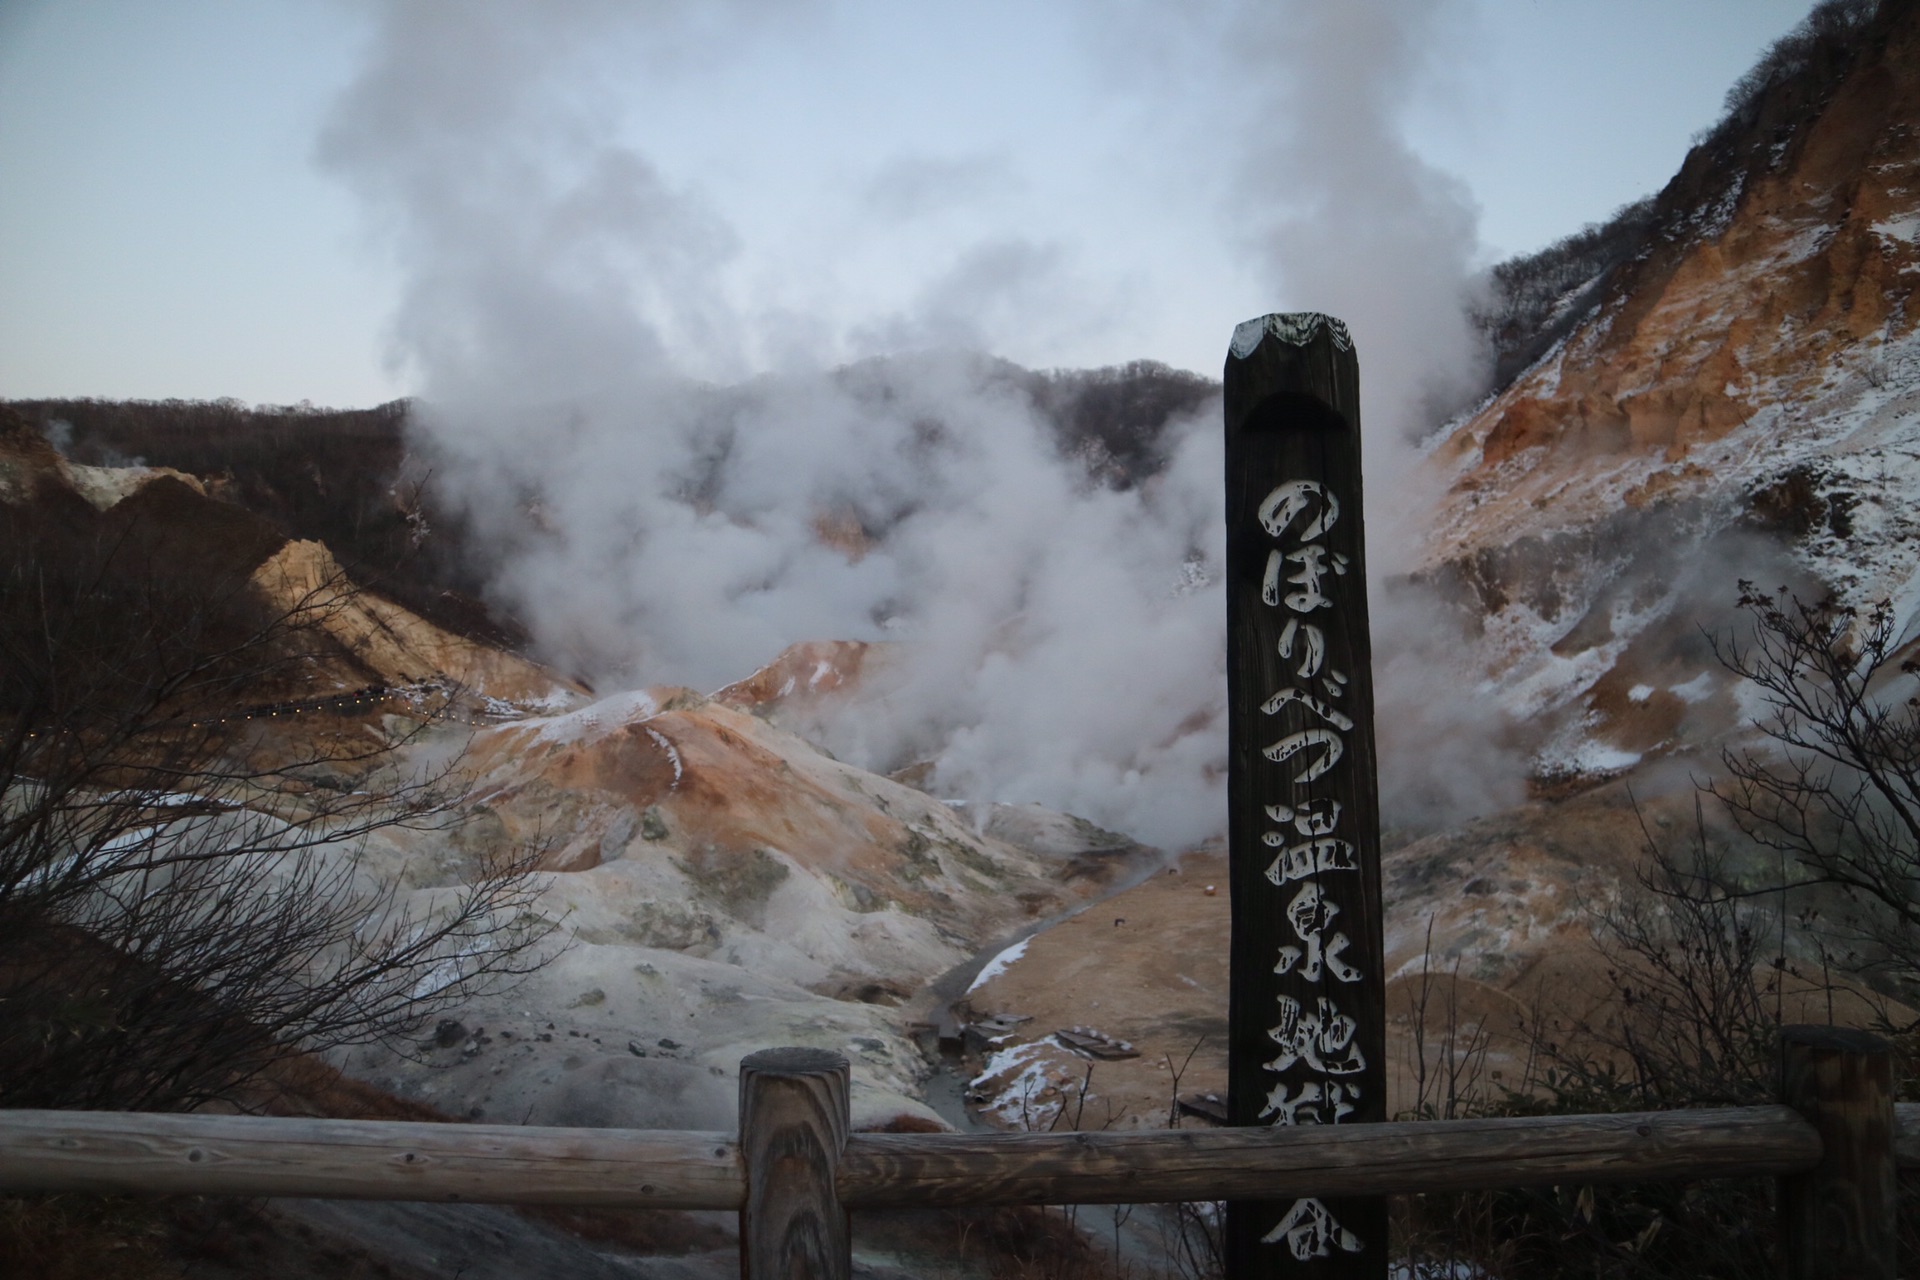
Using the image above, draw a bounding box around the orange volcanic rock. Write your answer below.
[1432,7,1920,561]
[249,538,580,709]
[959,777,1910,1129]
[461,688,1155,989]
[709,639,880,713]
[1413,4,1920,779]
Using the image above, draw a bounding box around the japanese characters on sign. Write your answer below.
[1253,474,1366,1261]
[1223,312,1381,1277]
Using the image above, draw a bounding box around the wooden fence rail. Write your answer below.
[1,1035,1914,1278]
[4,1101,1885,1209]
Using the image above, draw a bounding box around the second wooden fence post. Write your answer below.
[1779,1025,1897,1280]
[739,1047,852,1280]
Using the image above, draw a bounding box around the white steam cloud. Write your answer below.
[1133,0,1521,823]
[319,0,1515,847]
[1217,0,1491,558]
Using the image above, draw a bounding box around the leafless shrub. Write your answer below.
[0,505,555,1112]
[1710,584,1920,1011]
[1400,918,1498,1122]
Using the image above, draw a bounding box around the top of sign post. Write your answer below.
[1223,312,1359,436]
[1228,312,1354,361]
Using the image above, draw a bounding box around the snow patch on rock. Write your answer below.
[967,937,1031,994]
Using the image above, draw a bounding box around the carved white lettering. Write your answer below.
[1263,798,1342,836]
[1282,545,1335,612]
[1262,1198,1363,1259]
[1262,728,1343,783]
[1261,836,1359,883]
[1260,686,1354,731]
[1260,1078,1323,1125]
[1266,995,1366,1075]
[1260,1079,1359,1126]
[1258,480,1338,543]
[1271,881,1362,983]
[1276,618,1326,679]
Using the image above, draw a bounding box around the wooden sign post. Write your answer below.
[1222,313,1386,1277]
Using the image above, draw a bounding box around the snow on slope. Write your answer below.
[1416,10,1920,777]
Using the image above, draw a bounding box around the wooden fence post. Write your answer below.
[1222,313,1386,1279]
[739,1048,852,1280]
[1778,1025,1897,1280]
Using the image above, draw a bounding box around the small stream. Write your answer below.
[897,850,1209,1276]
[904,837,1173,1133]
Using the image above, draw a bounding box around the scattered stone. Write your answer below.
[432,1019,466,1049]
[1177,1091,1229,1125]
[962,1012,1032,1053]
[1054,1026,1139,1059]
[657,1037,682,1050]
[568,988,606,1008]
[627,1041,647,1057]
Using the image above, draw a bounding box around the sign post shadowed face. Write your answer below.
[1222,314,1385,1278]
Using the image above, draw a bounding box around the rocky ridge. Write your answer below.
[1426,0,1920,776]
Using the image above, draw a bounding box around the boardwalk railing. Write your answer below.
[2,1031,1914,1279]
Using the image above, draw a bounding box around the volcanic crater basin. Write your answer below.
[344,680,1166,1133]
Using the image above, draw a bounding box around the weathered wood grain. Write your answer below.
[738,1047,851,1280]
[1222,312,1384,1275]
[1780,1025,1897,1280]
[12,1095,1917,1210]
[0,1109,741,1207]
[836,1105,1820,1208]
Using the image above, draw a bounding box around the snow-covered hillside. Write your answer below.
[1421,0,1920,779]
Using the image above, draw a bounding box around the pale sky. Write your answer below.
[0,0,1817,406]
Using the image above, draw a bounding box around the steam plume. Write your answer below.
[319,0,1514,846]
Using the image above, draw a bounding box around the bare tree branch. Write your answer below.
[1,508,557,1112]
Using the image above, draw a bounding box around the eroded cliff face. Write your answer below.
[0,430,1166,1135]
[1421,0,1920,773]
[320,644,1165,1134]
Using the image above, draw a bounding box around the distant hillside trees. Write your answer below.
[1,396,520,653]
[1717,0,1881,132]
[1026,360,1218,488]
[1471,197,1659,389]
[1473,0,1891,397]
